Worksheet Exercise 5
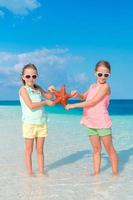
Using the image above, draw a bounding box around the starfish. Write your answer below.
[49,85,76,107]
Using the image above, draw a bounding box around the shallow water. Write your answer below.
[0,106,133,200]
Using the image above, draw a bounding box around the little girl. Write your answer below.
[66,61,119,176]
[19,64,54,176]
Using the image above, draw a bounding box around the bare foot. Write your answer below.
[28,172,35,177]
[113,172,119,176]
[91,172,100,176]
[38,171,49,177]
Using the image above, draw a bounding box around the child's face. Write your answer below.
[95,65,110,84]
[22,68,37,87]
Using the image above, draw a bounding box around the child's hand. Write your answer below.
[71,90,77,97]
[46,100,55,106]
[65,104,73,110]
[48,85,56,93]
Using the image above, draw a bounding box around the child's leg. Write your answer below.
[101,135,119,175]
[24,138,34,175]
[89,135,102,175]
[36,137,45,174]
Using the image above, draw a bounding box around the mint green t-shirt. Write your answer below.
[19,86,47,125]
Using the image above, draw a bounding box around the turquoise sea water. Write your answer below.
[0,100,133,199]
[1,99,133,115]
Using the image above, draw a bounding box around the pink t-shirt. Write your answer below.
[80,83,112,129]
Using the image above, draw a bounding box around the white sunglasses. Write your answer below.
[95,72,110,78]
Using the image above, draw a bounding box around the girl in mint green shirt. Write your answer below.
[19,63,54,176]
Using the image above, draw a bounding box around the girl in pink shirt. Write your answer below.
[66,61,118,176]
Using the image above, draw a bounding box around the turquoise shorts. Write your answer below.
[87,127,112,136]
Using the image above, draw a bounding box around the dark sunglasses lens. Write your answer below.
[32,75,37,79]
[25,75,30,79]
[25,75,37,79]
[104,74,109,78]
[97,73,102,77]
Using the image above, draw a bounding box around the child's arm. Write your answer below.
[75,92,86,100]
[73,86,91,100]
[70,89,88,100]
[39,87,54,99]
[66,84,110,109]
[19,87,54,109]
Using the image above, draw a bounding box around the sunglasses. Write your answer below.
[24,75,37,79]
[95,72,110,78]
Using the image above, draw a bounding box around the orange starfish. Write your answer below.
[50,85,76,107]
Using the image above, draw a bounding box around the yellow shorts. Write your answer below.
[22,123,48,139]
